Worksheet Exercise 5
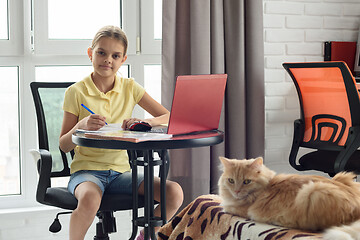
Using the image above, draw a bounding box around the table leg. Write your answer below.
[131,149,168,240]
[143,150,156,239]
[143,150,149,239]
[129,150,139,240]
[160,149,167,225]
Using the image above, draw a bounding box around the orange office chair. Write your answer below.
[283,61,360,176]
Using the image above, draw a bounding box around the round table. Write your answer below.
[72,130,224,240]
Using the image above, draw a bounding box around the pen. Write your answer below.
[81,104,108,125]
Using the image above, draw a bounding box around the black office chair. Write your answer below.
[283,62,360,176]
[30,81,169,239]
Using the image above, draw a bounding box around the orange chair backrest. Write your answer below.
[286,62,360,147]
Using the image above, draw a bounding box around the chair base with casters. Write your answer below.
[31,148,129,239]
[31,148,168,239]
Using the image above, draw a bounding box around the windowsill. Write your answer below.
[0,205,59,215]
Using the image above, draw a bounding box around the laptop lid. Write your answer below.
[167,74,227,135]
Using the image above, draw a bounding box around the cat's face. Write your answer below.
[218,157,274,205]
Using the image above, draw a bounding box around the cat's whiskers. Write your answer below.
[235,189,258,203]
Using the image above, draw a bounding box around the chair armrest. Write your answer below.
[35,149,53,204]
[29,149,41,166]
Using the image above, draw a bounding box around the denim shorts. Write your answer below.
[67,170,144,195]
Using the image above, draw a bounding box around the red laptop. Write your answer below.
[153,74,227,135]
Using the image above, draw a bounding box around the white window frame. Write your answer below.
[0,0,162,210]
[140,0,161,54]
[0,0,23,55]
[32,0,138,55]
[0,58,39,209]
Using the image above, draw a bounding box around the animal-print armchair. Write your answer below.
[158,195,323,240]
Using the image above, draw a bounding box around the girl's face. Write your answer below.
[88,37,127,80]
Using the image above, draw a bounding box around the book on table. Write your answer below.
[76,124,172,143]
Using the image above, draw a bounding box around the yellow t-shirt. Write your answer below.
[63,74,146,174]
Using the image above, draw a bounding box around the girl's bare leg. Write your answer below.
[69,182,102,240]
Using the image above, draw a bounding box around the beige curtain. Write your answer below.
[162,0,264,207]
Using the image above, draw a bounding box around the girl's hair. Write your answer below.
[91,25,128,56]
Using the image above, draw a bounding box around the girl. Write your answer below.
[59,25,183,240]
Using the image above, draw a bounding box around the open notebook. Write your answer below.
[77,124,173,143]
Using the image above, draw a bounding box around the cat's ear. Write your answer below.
[219,157,232,169]
[250,157,263,169]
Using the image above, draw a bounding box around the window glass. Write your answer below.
[144,64,161,118]
[35,65,129,82]
[0,67,20,196]
[0,0,8,39]
[141,0,161,54]
[154,0,162,40]
[48,0,121,39]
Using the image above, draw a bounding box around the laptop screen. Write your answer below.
[167,74,227,135]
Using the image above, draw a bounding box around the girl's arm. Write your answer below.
[122,92,170,129]
[59,111,107,153]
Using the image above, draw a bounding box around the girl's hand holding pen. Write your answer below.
[78,115,107,131]
[80,103,108,130]
[81,104,108,125]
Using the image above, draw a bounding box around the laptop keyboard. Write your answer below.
[150,127,168,133]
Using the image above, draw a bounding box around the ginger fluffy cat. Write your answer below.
[218,156,360,240]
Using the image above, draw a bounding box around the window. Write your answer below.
[0,67,20,196]
[33,0,137,55]
[144,64,161,119]
[0,0,8,39]
[48,0,121,40]
[0,0,162,208]
[141,0,162,54]
[153,0,162,40]
[0,0,23,55]
[35,65,129,82]
[35,66,93,82]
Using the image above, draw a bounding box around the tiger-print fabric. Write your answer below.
[158,194,323,240]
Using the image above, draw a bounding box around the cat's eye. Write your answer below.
[228,178,234,184]
[243,179,251,185]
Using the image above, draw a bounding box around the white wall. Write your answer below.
[263,0,360,173]
[1,1,360,239]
